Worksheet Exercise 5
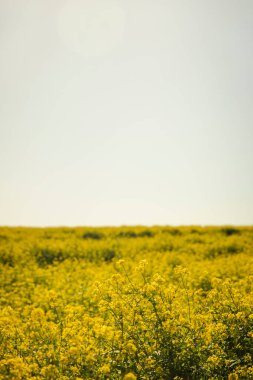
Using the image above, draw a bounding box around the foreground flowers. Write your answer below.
[0,226,252,379]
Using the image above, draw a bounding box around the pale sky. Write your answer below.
[1,0,253,226]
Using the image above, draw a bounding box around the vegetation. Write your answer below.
[0,226,252,379]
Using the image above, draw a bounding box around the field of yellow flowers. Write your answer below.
[0,226,252,379]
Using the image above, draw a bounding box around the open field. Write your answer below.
[0,226,252,379]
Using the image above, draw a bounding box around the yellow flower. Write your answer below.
[126,342,137,353]
[68,346,79,356]
[99,364,110,374]
[123,373,137,380]
[41,365,59,380]
[228,374,239,380]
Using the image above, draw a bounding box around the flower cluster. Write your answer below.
[0,226,252,379]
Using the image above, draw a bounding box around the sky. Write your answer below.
[0,0,253,226]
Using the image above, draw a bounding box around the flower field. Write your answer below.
[0,226,252,379]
